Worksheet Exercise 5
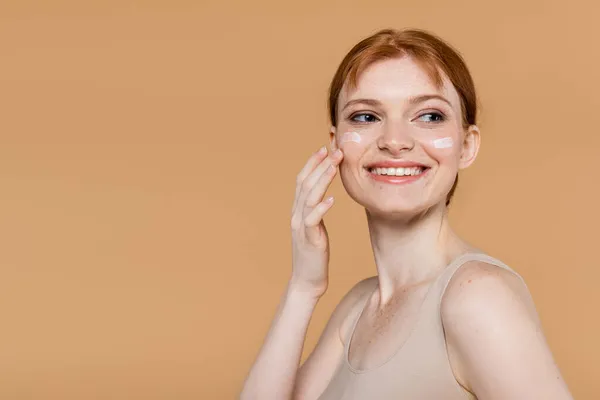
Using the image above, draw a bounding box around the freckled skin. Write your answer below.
[348,282,434,369]
[330,56,480,218]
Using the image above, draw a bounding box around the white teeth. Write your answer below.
[370,167,424,176]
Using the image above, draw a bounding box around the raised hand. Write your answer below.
[289,146,344,298]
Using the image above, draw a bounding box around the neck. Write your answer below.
[365,202,473,304]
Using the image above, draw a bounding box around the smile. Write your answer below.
[365,166,430,184]
[367,166,424,176]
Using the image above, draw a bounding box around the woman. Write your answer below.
[240,28,573,399]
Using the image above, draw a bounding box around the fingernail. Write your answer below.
[318,146,327,155]
[334,149,343,157]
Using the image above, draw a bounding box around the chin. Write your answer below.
[367,203,431,220]
[353,195,435,220]
[341,173,452,219]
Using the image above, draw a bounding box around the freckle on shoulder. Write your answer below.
[444,261,522,302]
[441,260,533,319]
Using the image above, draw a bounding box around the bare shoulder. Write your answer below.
[441,259,540,350]
[337,276,378,312]
[440,260,573,399]
[441,260,537,320]
[344,275,379,300]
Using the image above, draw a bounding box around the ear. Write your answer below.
[329,125,338,152]
[459,124,480,170]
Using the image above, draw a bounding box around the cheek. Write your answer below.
[337,130,374,155]
[337,131,370,176]
[431,137,454,149]
[339,131,362,146]
[418,135,460,166]
[336,121,378,150]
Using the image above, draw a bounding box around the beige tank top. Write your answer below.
[317,252,524,400]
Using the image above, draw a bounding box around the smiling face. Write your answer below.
[330,56,480,218]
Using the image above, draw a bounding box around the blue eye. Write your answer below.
[350,113,379,123]
[418,112,445,123]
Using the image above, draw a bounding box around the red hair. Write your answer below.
[327,28,478,206]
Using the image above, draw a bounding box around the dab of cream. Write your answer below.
[340,131,361,144]
[432,137,453,149]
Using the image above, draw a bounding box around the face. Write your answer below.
[330,56,480,218]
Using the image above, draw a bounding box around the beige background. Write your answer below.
[0,0,598,398]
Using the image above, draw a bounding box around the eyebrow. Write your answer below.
[341,94,452,112]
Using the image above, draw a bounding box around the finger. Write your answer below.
[292,146,329,213]
[296,150,343,214]
[304,197,334,244]
[304,163,337,209]
[295,146,328,198]
[291,157,335,231]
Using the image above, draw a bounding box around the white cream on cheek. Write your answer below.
[432,137,453,149]
[340,131,362,144]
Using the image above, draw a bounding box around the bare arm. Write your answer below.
[240,277,375,400]
[240,282,321,400]
[241,145,345,399]
[442,262,573,400]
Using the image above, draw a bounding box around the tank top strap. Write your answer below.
[344,285,376,356]
[435,251,526,305]
[343,252,525,363]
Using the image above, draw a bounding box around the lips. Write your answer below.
[364,160,429,169]
[361,159,431,185]
[366,166,429,184]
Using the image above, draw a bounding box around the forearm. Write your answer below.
[240,282,320,400]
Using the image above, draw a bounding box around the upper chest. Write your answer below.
[344,283,436,371]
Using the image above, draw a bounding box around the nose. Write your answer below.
[376,119,415,155]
